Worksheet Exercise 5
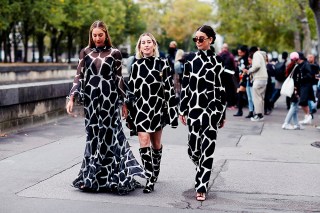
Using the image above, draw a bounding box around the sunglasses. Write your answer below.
[192,37,209,43]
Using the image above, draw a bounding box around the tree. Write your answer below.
[214,0,314,54]
[0,0,21,62]
[309,0,320,60]
[161,0,214,51]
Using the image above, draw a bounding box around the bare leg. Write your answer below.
[150,130,162,149]
[138,132,151,148]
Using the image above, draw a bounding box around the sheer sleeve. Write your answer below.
[69,49,85,100]
[113,49,127,104]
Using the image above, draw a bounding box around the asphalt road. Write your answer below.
[0,97,319,213]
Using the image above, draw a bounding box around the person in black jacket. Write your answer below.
[179,25,226,201]
[296,52,315,125]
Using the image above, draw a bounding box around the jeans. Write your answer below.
[308,84,318,112]
[284,102,299,125]
[246,82,254,112]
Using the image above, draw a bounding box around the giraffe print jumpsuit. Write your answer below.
[69,46,145,194]
[179,50,227,193]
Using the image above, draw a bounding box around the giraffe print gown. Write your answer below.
[69,46,145,194]
[128,56,178,132]
[179,49,227,193]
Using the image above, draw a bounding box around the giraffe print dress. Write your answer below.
[69,46,145,194]
[179,49,227,193]
[128,56,178,132]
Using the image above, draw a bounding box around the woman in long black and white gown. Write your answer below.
[66,20,145,195]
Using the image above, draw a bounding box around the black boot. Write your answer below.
[245,111,254,118]
[139,147,155,193]
[234,92,244,116]
[233,110,243,116]
[151,145,162,182]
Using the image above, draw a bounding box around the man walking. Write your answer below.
[243,47,268,121]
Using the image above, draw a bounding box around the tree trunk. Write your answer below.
[36,33,45,63]
[23,24,29,63]
[294,30,301,51]
[67,32,73,63]
[298,1,312,55]
[309,0,320,61]
[3,30,10,63]
[0,31,2,62]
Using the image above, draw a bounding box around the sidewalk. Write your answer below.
[0,97,319,213]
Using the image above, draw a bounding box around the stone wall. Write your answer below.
[0,64,76,133]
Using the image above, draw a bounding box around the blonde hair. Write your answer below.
[135,32,159,59]
[175,49,184,61]
[88,20,112,48]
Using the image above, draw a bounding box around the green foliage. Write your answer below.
[0,0,318,62]
[214,0,314,52]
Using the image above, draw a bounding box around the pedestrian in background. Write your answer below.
[174,48,185,99]
[66,20,145,194]
[282,52,301,130]
[127,32,178,193]
[296,52,315,125]
[219,43,237,109]
[243,47,268,121]
[179,25,226,201]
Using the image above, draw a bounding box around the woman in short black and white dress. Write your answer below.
[126,32,178,193]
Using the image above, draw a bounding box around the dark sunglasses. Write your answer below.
[192,37,209,43]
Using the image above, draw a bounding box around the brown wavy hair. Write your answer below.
[88,20,112,48]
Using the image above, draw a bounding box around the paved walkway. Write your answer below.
[0,97,319,213]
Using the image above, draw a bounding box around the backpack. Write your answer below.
[274,61,286,82]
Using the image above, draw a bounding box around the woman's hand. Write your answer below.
[218,119,225,128]
[122,104,128,119]
[66,97,74,115]
[179,115,187,125]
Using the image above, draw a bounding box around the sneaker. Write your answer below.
[299,114,312,125]
[316,126,320,130]
[293,124,304,130]
[251,115,264,121]
[282,123,294,130]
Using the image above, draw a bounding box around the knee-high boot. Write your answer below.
[152,145,162,182]
[139,147,155,193]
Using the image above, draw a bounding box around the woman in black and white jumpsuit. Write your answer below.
[179,25,227,201]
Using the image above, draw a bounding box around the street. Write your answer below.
[0,98,319,213]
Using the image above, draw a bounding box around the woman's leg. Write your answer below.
[150,130,163,182]
[138,132,154,193]
[187,125,202,166]
[195,125,217,194]
[292,102,299,126]
[246,85,254,113]
[283,102,295,125]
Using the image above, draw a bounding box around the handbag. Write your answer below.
[125,98,137,136]
[280,65,297,97]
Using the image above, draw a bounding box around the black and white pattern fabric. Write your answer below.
[179,50,226,126]
[151,146,163,182]
[128,56,178,132]
[69,46,145,194]
[179,49,227,193]
[188,125,216,193]
[139,147,155,193]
